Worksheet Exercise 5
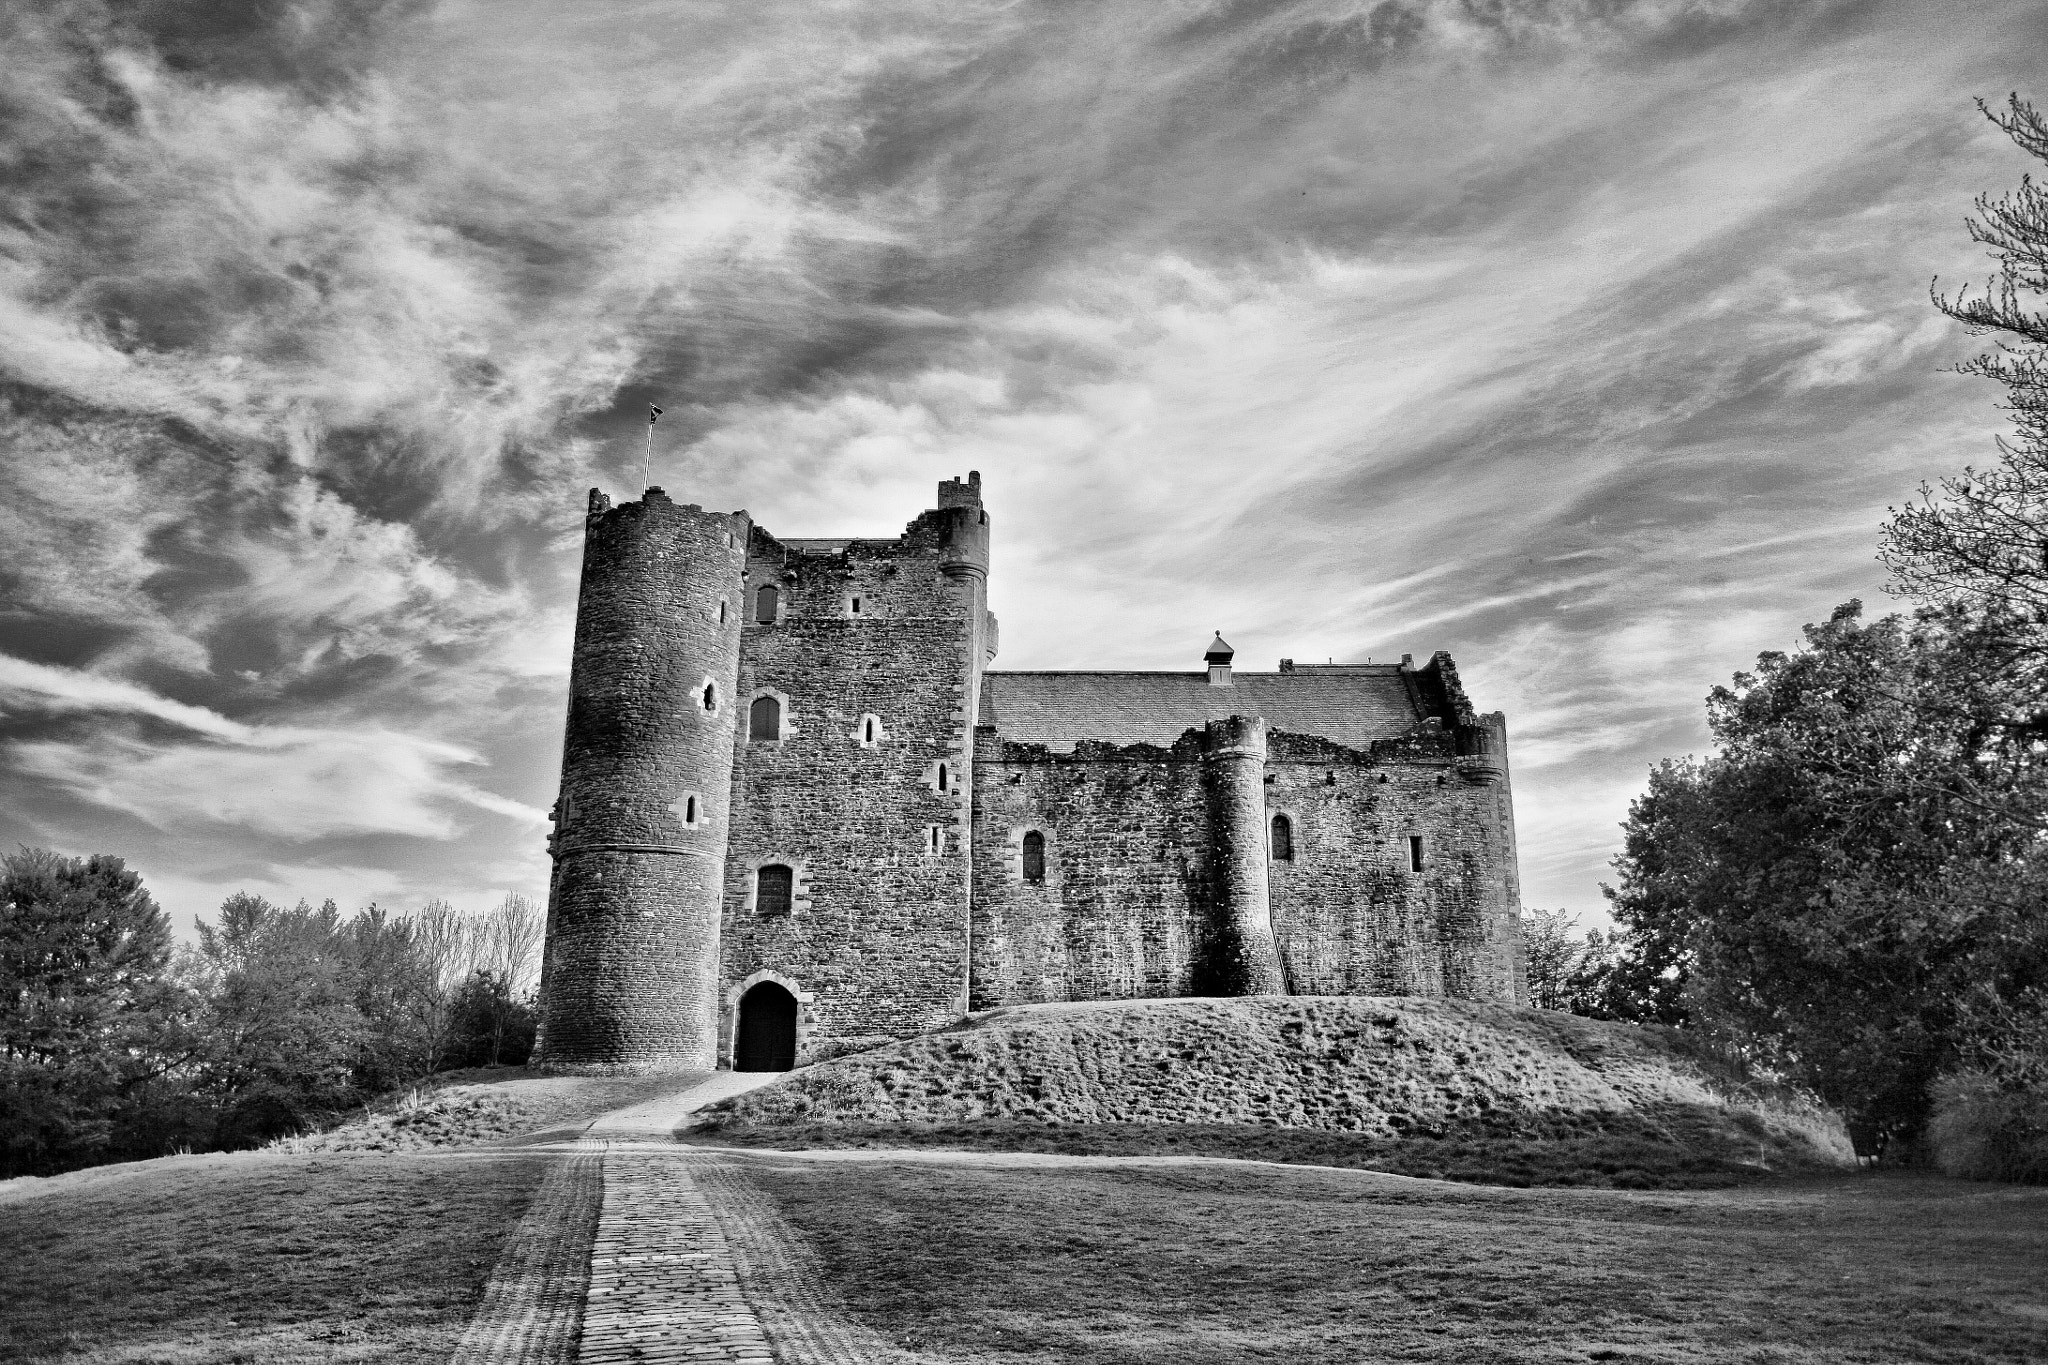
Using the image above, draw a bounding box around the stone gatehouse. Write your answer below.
[535,474,1526,1072]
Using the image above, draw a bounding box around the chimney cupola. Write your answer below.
[1205,631,1234,686]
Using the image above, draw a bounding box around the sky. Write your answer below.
[1,0,2044,936]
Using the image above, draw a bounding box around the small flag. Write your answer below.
[649,404,664,424]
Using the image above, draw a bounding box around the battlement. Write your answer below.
[937,470,983,509]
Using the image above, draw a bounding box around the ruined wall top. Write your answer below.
[937,471,983,510]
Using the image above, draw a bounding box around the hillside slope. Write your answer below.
[700,997,1855,1185]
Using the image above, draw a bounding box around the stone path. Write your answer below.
[457,1069,914,1365]
[579,1149,776,1364]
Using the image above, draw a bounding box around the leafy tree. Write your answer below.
[187,895,370,1146]
[1520,908,1619,1016]
[1602,605,2048,1155]
[340,904,439,1092]
[444,970,538,1069]
[0,849,188,1176]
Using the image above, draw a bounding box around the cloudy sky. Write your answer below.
[2,0,2042,935]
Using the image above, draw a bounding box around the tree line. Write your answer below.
[0,855,545,1179]
[1526,96,2048,1180]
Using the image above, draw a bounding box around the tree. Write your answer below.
[445,970,539,1069]
[1601,605,2048,1155]
[0,849,187,1176]
[410,897,477,1074]
[465,894,543,1067]
[474,893,544,998]
[1519,908,1618,1016]
[187,895,370,1146]
[1885,96,2048,625]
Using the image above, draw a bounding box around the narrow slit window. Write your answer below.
[684,795,698,824]
[936,762,949,793]
[850,595,862,615]
[1271,814,1294,862]
[1408,835,1425,873]
[718,600,728,624]
[749,695,782,742]
[756,865,794,916]
[755,584,779,624]
[863,717,876,744]
[1022,830,1045,883]
[925,826,945,856]
[701,682,717,712]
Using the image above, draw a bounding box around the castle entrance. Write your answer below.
[734,981,798,1071]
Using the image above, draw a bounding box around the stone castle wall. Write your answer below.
[967,696,1524,1011]
[537,476,1524,1072]
[968,731,1212,1006]
[716,484,992,1064]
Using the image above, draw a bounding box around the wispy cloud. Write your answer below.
[0,654,543,841]
[0,0,2040,924]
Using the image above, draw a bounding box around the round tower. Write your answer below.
[535,487,748,1070]
[1200,714,1288,996]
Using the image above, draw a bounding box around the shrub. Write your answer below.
[1927,1069,2048,1184]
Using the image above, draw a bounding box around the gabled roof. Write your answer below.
[979,669,1426,752]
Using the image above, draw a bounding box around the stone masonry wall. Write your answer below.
[969,731,1213,1007]
[1263,729,1520,1002]
[536,489,748,1070]
[970,722,1525,1009]
[720,489,990,1062]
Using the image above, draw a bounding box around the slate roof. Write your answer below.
[979,669,1426,752]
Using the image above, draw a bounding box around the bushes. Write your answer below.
[1928,1071,2048,1184]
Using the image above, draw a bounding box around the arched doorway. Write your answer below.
[734,981,798,1072]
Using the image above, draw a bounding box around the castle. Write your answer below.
[535,474,1527,1072]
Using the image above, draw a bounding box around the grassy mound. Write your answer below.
[697,997,1854,1186]
[272,1067,695,1153]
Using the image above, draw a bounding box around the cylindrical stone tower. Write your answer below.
[535,487,748,1070]
[1199,715,1288,996]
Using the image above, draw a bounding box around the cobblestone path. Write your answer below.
[579,1147,777,1364]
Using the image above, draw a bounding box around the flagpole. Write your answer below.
[643,402,663,493]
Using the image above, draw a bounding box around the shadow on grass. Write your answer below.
[692,1103,1832,1188]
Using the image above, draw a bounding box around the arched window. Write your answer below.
[755,584,779,624]
[749,695,782,742]
[756,865,794,916]
[1270,813,1294,862]
[701,682,717,712]
[1022,830,1045,883]
[684,795,699,824]
[863,716,876,744]
[936,762,950,793]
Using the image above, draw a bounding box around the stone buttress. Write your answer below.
[1199,716,1287,995]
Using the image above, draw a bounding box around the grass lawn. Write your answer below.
[737,1154,2048,1364]
[0,1148,553,1364]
